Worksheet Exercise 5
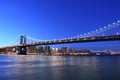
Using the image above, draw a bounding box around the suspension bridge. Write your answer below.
[0,20,120,55]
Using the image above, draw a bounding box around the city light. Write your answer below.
[104,26,106,28]
[0,20,120,55]
[99,28,102,30]
[113,22,115,25]
[108,24,111,27]
[117,20,120,23]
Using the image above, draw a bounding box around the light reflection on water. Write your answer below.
[0,55,120,80]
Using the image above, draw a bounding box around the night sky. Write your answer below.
[0,0,120,51]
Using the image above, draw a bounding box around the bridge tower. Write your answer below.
[20,35,26,44]
[18,35,27,55]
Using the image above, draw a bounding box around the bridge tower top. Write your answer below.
[20,35,26,44]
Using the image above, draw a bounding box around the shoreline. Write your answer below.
[1,53,120,56]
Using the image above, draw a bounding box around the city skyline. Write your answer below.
[0,0,120,50]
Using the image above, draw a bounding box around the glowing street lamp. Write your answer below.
[91,31,94,33]
[88,32,90,34]
[116,32,119,35]
[117,20,120,23]
[112,22,115,25]
[104,26,106,28]
[108,24,111,27]
[99,28,102,30]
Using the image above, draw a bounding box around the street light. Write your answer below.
[88,32,90,34]
[99,28,102,30]
[112,22,115,25]
[117,20,120,23]
[108,24,111,27]
[91,31,94,33]
[104,26,106,28]
[116,32,119,35]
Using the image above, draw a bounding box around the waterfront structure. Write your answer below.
[60,46,67,54]
[0,20,120,55]
[51,48,59,54]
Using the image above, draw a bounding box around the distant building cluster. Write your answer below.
[0,45,120,56]
[27,45,51,55]
[51,47,90,55]
[51,46,120,56]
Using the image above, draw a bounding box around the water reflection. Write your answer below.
[0,55,120,80]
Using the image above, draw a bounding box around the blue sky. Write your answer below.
[0,0,120,51]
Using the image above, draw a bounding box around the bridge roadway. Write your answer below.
[0,35,120,51]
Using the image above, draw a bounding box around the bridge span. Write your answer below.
[0,20,120,54]
[0,35,120,55]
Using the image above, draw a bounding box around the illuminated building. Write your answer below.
[61,46,67,54]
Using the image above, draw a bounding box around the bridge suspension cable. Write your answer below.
[26,36,50,43]
[26,20,120,43]
[0,20,120,48]
[74,20,120,38]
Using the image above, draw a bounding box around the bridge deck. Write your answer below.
[26,35,120,46]
[0,35,120,49]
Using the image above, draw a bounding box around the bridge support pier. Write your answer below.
[18,46,27,55]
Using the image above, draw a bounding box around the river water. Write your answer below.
[0,55,120,80]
